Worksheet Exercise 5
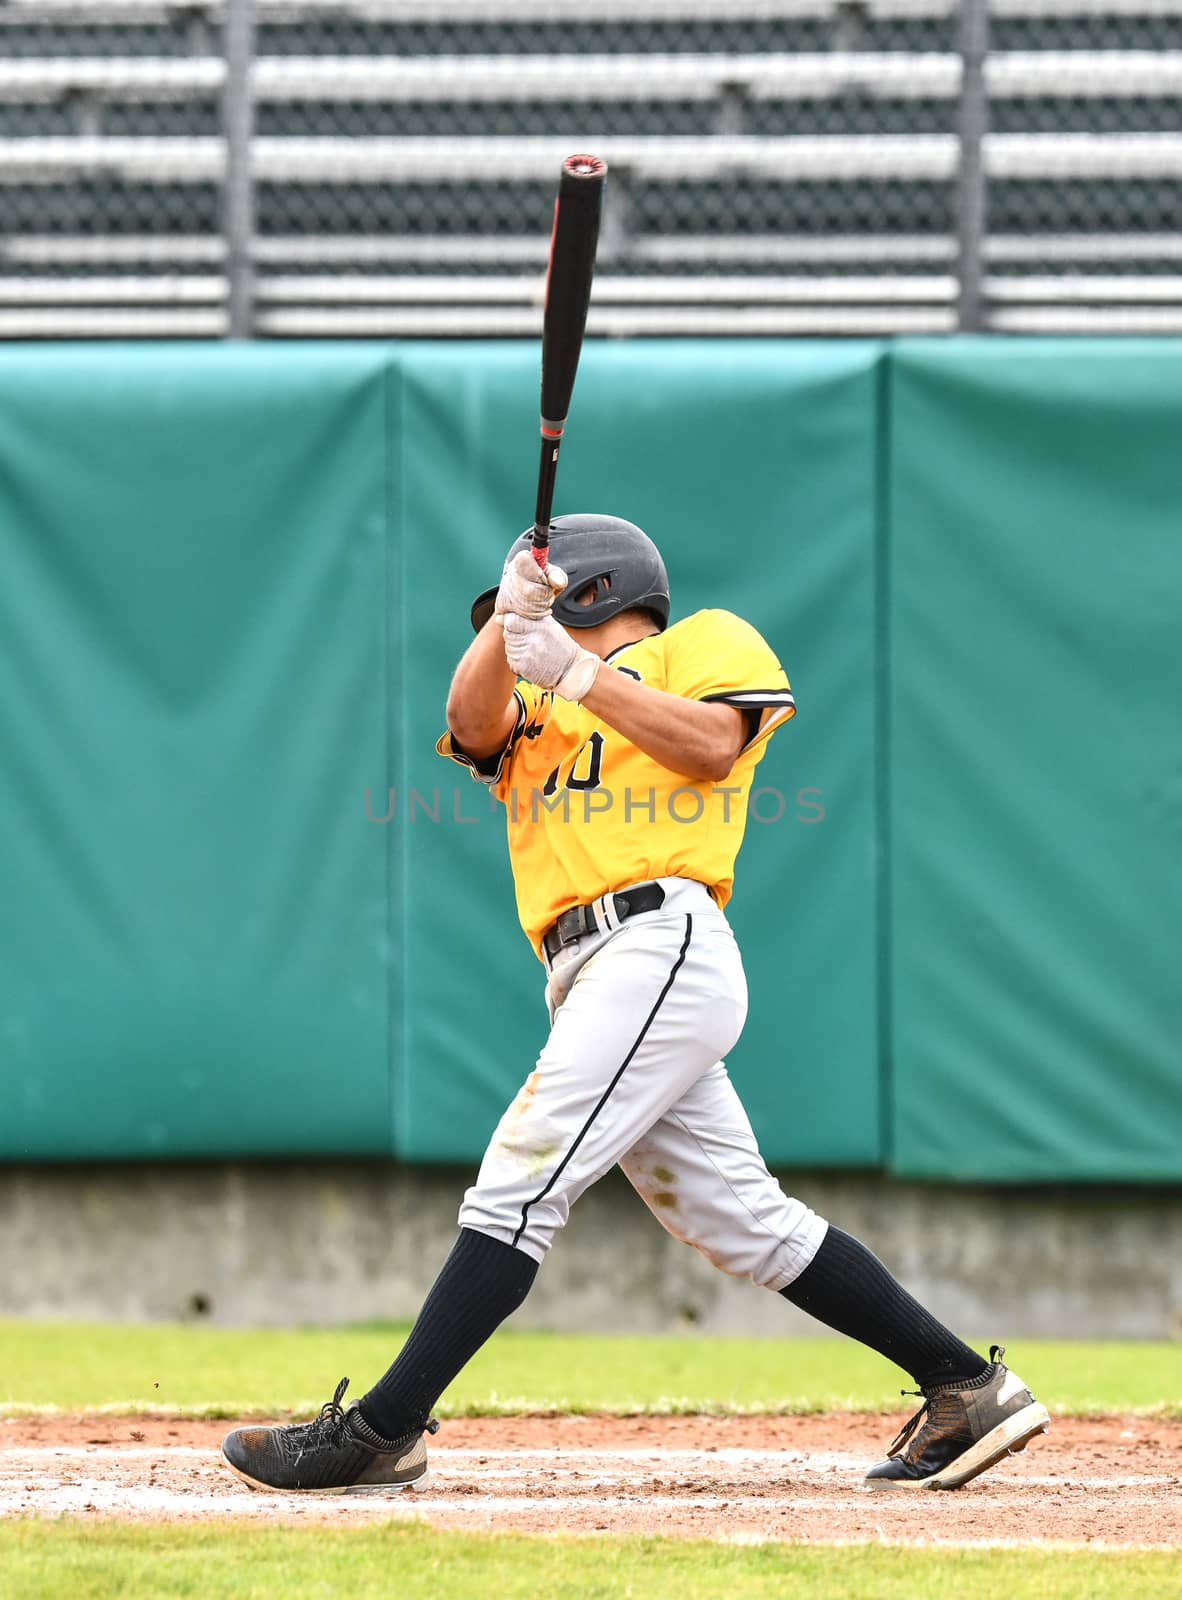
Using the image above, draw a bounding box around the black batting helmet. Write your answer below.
[470,513,670,633]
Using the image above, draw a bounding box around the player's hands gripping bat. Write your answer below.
[494,549,568,624]
[532,154,607,571]
[502,612,601,702]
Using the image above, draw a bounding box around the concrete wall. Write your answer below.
[4,1163,1180,1340]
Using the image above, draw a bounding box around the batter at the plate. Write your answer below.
[222,513,1049,1495]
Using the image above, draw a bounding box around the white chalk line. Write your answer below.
[3,1444,1174,1495]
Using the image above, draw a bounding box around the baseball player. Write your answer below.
[223,515,1048,1494]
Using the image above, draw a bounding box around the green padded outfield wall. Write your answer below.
[6,340,1179,1179]
[0,342,882,1167]
[887,340,1182,1181]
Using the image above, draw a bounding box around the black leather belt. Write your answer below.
[542,882,666,962]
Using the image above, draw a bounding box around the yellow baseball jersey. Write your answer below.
[437,609,795,958]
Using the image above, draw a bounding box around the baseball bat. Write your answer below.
[532,153,608,569]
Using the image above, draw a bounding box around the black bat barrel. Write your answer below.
[539,155,607,436]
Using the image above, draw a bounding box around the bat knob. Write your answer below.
[562,154,608,181]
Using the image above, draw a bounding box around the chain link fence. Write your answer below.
[1,0,1181,337]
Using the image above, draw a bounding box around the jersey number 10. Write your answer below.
[542,730,605,795]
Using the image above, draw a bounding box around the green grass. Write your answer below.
[1,1319,1178,1417]
[1,1522,1177,1600]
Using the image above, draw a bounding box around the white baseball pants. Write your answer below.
[458,877,828,1289]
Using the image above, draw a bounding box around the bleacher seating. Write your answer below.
[1,0,1180,337]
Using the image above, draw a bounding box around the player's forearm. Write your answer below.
[580,666,744,783]
[445,621,518,757]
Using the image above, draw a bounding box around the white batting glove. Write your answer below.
[493,550,568,622]
[502,612,601,702]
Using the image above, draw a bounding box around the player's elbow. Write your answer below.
[676,742,739,784]
[695,728,745,783]
[681,703,746,784]
[698,751,739,784]
[446,695,515,763]
[446,706,493,758]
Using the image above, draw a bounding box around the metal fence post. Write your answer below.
[956,0,989,332]
[223,0,256,339]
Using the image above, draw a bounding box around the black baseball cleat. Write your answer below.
[221,1377,438,1494]
[864,1346,1050,1491]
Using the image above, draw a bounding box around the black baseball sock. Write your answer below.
[780,1225,989,1391]
[358,1227,538,1442]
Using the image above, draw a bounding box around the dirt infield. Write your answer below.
[3,1412,1180,1547]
